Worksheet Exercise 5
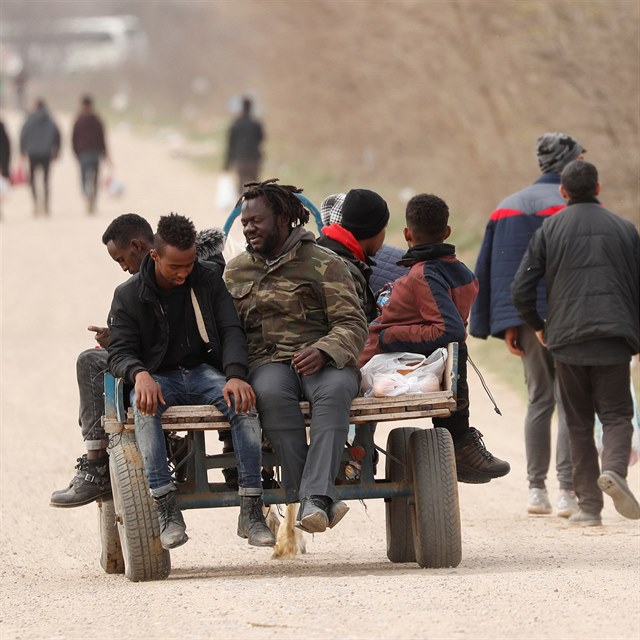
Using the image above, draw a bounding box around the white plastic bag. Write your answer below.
[215,171,238,211]
[360,348,447,397]
[594,380,640,466]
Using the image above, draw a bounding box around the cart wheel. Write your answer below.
[110,431,171,581]
[409,428,461,568]
[385,427,420,563]
[97,497,125,574]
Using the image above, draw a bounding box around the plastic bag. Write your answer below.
[215,171,238,211]
[10,161,26,186]
[360,348,447,397]
[594,380,640,466]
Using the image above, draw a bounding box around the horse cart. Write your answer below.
[97,200,463,581]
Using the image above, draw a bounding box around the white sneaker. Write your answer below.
[556,489,579,518]
[527,488,552,515]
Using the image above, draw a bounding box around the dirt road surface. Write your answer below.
[1,111,638,640]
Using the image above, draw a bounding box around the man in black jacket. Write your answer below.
[512,160,640,526]
[107,213,274,549]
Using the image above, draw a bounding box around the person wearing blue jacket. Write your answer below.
[470,132,584,518]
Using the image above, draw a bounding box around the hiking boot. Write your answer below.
[154,491,189,549]
[527,488,552,515]
[237,495,276,547]
[556,489,578,518]
[50,454,111,508]
[568,509,602,527]
[453,428,511,484]
[597,470,640,520]
[328,500,349,529]
[296,495,330,533]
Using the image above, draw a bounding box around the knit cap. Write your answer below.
[320,192,347,226]
[536,132,586,174]
[340,188,390,240]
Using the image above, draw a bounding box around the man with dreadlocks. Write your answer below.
[225,179,369,534]
[107,213,275,550]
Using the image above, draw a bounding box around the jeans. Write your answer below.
[78,151,100,201]
[250,362,359,503]
[520,325,573,490]
[131,363,262,497]
[77,348,109,450]
[556,360,633,515]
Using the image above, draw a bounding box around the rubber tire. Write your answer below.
[97,498,125,574]
[110,431,171,581]
[385,427,420,563]
[409,428,462,568]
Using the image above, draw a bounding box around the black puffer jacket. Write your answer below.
[107,253,248,385]
[512,200,640,354]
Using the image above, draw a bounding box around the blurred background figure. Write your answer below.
[19,98,60,216]
[72,94,109,214]
[0,119,10,180]
[223,96,264,195]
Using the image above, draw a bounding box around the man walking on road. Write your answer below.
[223,96,265,194]
[19,99,61,215]
[470,132,585,518]
[72,95,109,214]
[512,160,640,526]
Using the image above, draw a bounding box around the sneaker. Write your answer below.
[527,488,552,515]
[454,427,511,484]
[296,495,330,533]
[50,454,111,508]
[556,489,579,518]
[568,508,602,527]
[327,500,349,529]
[154,491,189,549]
[597,470,640,520]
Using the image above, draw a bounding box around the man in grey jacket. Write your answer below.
[20,99,61,215]
[512,160,640,526]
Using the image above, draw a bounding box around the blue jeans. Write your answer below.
[131,363,263,497]
[76,348,109,450]
[78,151,100,200]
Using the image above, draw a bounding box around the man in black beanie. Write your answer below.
[317,188,389,322]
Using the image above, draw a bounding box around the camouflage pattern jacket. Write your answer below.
[225,227,368,373]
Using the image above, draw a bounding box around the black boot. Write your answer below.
[154,491,188,549]
[237,495,276,547]
[454,427,511,484]
[50,454,111,508]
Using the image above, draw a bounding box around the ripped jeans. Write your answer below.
[132,363,263,497]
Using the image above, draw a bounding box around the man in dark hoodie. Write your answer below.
[359,193,510,484]
[107,213,274,550]
[19,98,61,215]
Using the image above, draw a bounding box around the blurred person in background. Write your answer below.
[223,96,265,195]
[19,98,61,215]
[470,132,585,518]
[512,160,640,526]
[72,95,109,214]
[0,119,10,179]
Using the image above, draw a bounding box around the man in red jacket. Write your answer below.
[72,95,109,214]
[360,193,510,484]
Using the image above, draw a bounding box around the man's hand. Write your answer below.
[223,378,256,414]
[292,347,329,376]
[504,327,524,356]
[134,370,165,417]
[535,329,547,347]
[88,325,110,349]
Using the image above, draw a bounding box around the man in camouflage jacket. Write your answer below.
[224,179,368,534]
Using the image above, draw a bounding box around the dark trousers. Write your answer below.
[555,360,633,514]
[432,341,469,441]
[28,155,50,212]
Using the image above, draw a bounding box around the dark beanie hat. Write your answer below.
[340,188,390,240]
[536,132,586,174]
